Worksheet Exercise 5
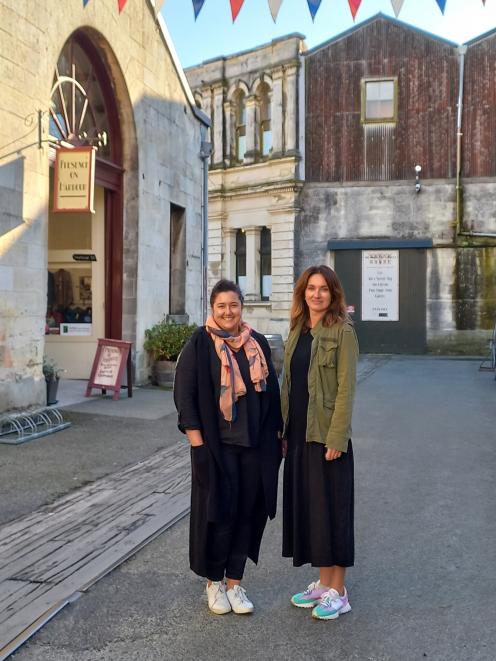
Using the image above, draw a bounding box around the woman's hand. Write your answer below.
[186,430,204,447]
[325,448,342,461]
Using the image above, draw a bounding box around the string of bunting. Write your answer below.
[187,0,490,22]
[80,0,489,21]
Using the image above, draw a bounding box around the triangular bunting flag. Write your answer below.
[230,0,245,22]
[154,0,166,15]
[118,0,127,13]
[306,0,322,21]
[83,0,90,6]
[192,0,206,19]
[268,0,283,22]
[348,0,362,20]
[435,0,447,13]
[390,0,405,17]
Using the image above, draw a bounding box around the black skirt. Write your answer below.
[282,330,355,567]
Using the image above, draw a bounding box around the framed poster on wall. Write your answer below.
[361,250,399,321]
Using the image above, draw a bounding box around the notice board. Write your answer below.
[86,339,133,400]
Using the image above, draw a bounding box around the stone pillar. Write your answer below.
[244,226,261,301]
[223,100,232,166]
[244,95,257,164]
[212,83,224,167]
[284,64,299,156]
[224,228,237,281]
[202,87,212,144]
[271,66,284,158]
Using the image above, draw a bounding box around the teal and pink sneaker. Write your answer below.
[312,587,352,620]
[290,580,329,608]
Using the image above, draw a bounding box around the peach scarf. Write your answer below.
[206,315,268,422]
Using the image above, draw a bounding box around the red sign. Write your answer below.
[86,339,133,400]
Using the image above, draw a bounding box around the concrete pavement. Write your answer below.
[3,357,496,660]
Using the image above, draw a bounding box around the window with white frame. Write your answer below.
[234,92,247,162]
[257,83,272,158]
[260,227,272,300]
[361,78,397,123]
[235,229,246,294]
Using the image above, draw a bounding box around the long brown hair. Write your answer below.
[290,265,349,330]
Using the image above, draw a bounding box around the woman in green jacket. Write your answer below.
[281,265,359,621]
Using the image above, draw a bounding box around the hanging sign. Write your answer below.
[361,250,399,322]
[53,146,96,213]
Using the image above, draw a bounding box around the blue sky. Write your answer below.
[163,0,496,69]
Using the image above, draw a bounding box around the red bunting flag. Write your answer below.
[348,0,362,20]
[118,0,127,12]
[230,0,245,22]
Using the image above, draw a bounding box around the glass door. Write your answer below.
[45,184,105,378]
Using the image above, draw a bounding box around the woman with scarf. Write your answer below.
[174,279,282,615]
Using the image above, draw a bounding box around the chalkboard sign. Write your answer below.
[86,339,133,400]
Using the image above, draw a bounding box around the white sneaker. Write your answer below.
[226,585,254,614]
[206,581,231,615]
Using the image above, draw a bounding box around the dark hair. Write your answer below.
[209,279,244,307]
[290,265,349,329]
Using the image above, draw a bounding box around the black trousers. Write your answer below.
[206,444,263,582]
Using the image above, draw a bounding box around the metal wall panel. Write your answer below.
[306,18,459,183]
[463,34,496,177]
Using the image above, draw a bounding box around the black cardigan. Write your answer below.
[173,326,282,577]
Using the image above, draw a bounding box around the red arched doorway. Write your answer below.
[46,31,124,378]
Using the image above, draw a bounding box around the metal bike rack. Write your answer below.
[0,407,71,445]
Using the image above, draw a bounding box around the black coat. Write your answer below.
[174,326,282,578]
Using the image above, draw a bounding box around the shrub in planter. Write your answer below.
[43,357,64,405]
[143,318,196,387]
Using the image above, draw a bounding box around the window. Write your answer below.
[170,204,186,315]
[260,227,272,300]
[235,92,247,162]
[235,229,246,294]
[258,84,272,158]
[50,40,112,159]
[361,78,397,123]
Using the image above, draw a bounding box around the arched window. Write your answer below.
[257,83,272,158]
[234,91,246,163]
[49,38,112,160]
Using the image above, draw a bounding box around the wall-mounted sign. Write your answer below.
[362,250,399,321]
[73,254,97,262]
[60,323,92,337]
[53,146,96,213]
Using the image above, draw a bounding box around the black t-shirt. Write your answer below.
[218,348,261,448]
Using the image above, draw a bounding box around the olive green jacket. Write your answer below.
[280,319,359,453]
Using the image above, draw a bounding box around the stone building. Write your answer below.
[302,14,496,354]
[0,0,208,412]
[185,34,306,336]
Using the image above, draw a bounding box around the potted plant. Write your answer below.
[143,318,197,387]
[43,357,63,406]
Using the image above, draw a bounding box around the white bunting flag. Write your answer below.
[268,0,283,22]
[154,0,166,15]
[390,0,405,17]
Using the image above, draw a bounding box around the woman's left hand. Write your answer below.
[325,448,342,461]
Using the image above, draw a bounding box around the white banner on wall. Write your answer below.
[361,250,399,321]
